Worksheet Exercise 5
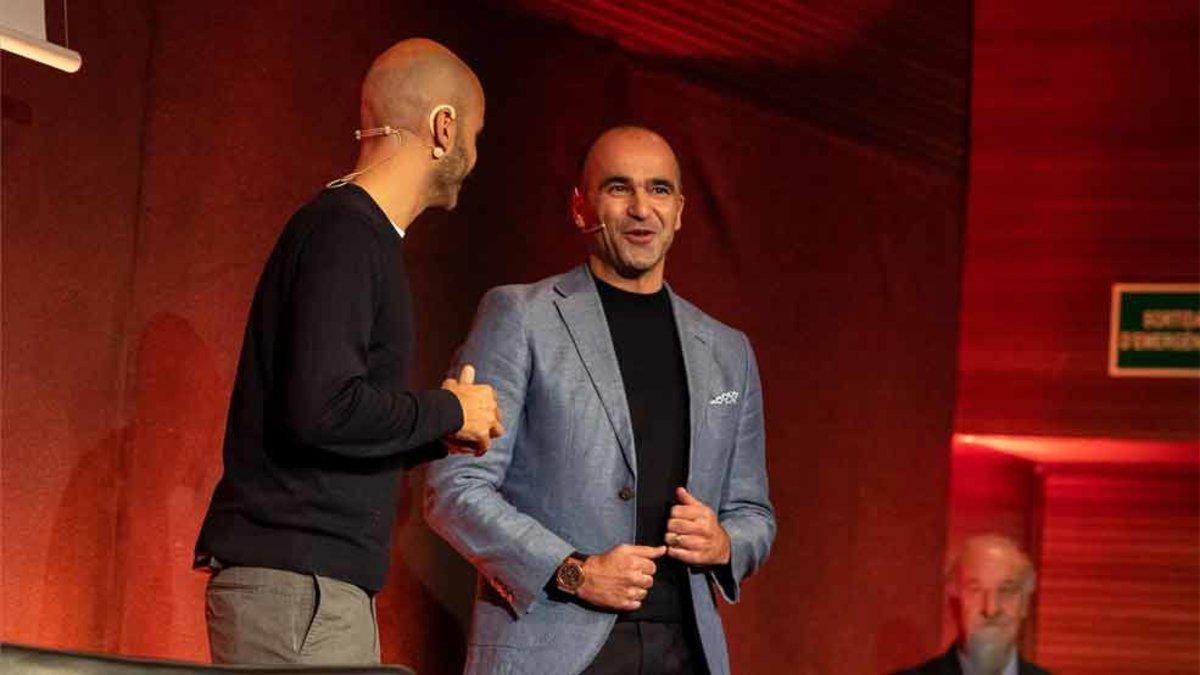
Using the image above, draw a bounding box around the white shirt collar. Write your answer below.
[345,182,404,238]
[387,215,406,239]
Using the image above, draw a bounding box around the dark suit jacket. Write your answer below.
[895,647,1051,675]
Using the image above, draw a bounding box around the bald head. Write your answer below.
[347,39,485,220]
[360,38,483,135]
[580,126,681,191]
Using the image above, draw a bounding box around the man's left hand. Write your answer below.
[665,487,731,566]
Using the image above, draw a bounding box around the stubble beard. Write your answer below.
[606,228,672,280]
[430,144,469,209]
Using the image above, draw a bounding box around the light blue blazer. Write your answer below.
[425,265,775,675]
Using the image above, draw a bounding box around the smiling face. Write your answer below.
[573,127,684,291]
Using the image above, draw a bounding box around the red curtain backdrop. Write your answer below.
[1,1,985,673]
[1,0,156,653]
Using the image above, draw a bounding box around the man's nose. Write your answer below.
[627,189,650,219]
[981,591,1000,618]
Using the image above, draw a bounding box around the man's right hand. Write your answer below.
[575,544,666,612]
[442,364,503,454]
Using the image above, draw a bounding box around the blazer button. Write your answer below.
[618,486,635,501]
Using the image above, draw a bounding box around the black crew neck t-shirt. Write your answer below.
[595,277,691,622]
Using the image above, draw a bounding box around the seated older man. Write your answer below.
[897,533,1051,675]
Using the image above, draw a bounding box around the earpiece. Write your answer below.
[429,104,457,160]
[428,104,457,132]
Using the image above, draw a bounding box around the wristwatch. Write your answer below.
[554,552,589,594]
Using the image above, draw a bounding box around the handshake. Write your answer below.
[441,364,504,456]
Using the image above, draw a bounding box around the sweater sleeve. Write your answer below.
[281,217,463,458]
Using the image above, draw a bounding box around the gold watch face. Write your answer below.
[557,561,585,591]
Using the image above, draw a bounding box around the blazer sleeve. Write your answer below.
[424,287,575,615]
[708,331,776,603]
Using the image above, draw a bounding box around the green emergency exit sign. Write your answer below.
[1108,283,1200,377]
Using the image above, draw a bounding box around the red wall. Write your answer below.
[1,0,152,651]
[958,0,1200,439]
[952,2,1199,669]
[7,2,968,673]
[1035,467,1199,673]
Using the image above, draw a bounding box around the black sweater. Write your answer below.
[195,184,463,592]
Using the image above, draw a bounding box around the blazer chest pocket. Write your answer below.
[703,390,741,430]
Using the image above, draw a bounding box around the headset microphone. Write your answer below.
[572,187,607,234]
[328,103,458,188]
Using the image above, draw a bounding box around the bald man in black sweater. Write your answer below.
[195,39,501,666]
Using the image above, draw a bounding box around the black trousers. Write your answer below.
[581,621,709,675]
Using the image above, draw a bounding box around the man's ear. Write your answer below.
[430,105,457,158]
[571,186,587,230]
[674,194,685,231]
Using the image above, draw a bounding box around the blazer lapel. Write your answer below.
[668,288,713,491]
[553,265,637,477]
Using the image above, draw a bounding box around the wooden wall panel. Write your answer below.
[958,0,1199,439]
[1035,469,1199,674]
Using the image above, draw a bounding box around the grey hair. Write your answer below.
[945,532,1037,597]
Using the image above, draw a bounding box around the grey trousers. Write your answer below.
[205,566,381,666]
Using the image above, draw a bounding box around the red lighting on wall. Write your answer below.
[953,433,1200,465]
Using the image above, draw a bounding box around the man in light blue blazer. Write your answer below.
[425,126,774,675]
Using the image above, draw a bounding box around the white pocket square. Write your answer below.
[708,391,739,405]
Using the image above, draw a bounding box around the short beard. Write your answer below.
[611,255,656,280]
[962,628,1015,675]
[604,232,672,280]
[430,144,469,209]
